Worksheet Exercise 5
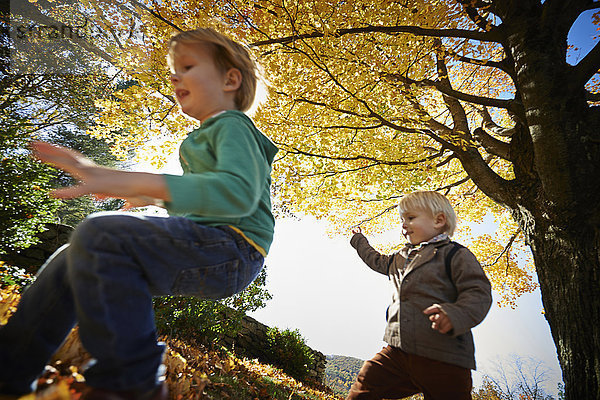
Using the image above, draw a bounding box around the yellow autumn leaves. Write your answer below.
[20,0,537,305]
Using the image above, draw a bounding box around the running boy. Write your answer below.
[0,28,278,400]
[347,191,492,400]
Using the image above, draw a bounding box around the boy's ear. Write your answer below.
[434,213,447,230]
[224,68,242,92]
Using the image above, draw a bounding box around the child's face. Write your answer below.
[169,42,233,121]
[401,208,446,245]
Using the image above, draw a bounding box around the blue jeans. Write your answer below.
[0,212,264,395]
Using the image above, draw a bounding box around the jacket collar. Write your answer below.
[400,235,451,276]
[404,233,449,252]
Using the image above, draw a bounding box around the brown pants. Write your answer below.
[346,346,472,400]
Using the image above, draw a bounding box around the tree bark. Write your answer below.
[498,4,600,398]
[514,208,600,400]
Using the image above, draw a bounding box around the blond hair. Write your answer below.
[168,28,257,112]
[398,191,457,236]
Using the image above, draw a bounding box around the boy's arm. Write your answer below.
[163,120,269,217]
[435,247,493,337]
[350,232,393,275]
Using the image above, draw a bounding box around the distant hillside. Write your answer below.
[324,355,365,397]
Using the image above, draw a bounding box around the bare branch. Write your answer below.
[306,123,385,131]
[301,162,380,178]
[249,24,502,47]
[477,107,517,137]
[473,127,511,160]
[481,230,520,268]
[383,72,515,110]
[350,204,399,229]
[128,0,183,32]
[572,40,600,89]
[286,93,423,134]
[278,145,444,166]
[349,178,471,228]
[437,176,471,194]
[442,48,513,77]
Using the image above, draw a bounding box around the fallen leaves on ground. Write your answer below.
[0,285,20,326]
[0,286,341,400]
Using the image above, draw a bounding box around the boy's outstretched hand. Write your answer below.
[32,141,111,199]
[423,304,453,334]
[351,226,362,234]
[31,141,170,205]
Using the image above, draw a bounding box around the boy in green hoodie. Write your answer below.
[0,28,277,400]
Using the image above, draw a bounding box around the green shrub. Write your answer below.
[153,267,272,343]
[265,327,315,382]
[153,295,243,343]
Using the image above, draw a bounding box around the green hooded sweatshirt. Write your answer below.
[163,110,278,254]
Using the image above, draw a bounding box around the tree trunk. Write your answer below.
[518,209,600,400]
[498,8,600,398]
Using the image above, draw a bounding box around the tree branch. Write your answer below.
[477,107,517,137]
[586,90,600,102]
[127,0,182,32]
[278,145,444,166]
[300,162,380,178]
[249,24,502,47]
[349,177,472,228]
[414,102,516,208]
[437,176,472,194]
[454,147,516,208]
[481,229,521,268]
[383,72,515,110]
[286,93,423,134]
[443,48,513,77]
[473,127,511,160]
[572,40,600,89]
[434,39,470,136]
[458,1,496,32]
[350,204,399,229]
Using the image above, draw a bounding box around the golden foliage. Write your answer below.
[23,0,537,304]
[0,284,21,326]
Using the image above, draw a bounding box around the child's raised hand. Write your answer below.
[32,140,170,204]
[31,141,104,199]
[423,304,453,334]
[351,226,362,235]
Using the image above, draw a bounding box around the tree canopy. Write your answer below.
[13,0,546,305]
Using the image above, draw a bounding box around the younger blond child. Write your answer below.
[348,191,492,400]
[0,28,277,400]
